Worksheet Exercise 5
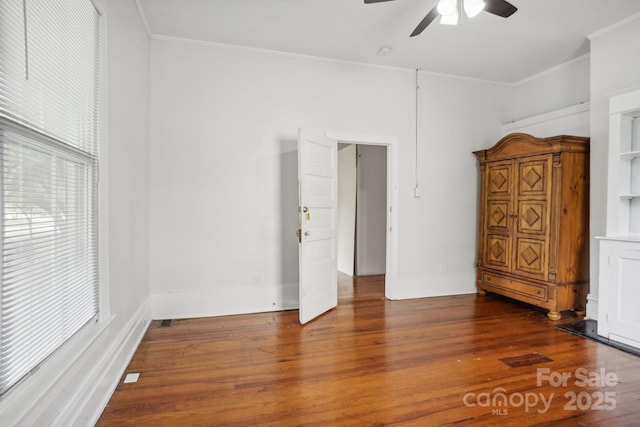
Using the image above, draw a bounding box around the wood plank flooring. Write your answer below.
[97,275,640,426]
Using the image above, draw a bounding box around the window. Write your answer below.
[0,0,101,395]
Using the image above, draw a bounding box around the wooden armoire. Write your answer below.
[473,133,590,320]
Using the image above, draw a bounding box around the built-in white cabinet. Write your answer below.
[598,89,640,349]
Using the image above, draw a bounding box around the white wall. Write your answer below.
[0,1,151,426]
[588,16,640,319]
[337,144,356,276]
[506,56,590,137]
[395,73,510,298]
[355,145,387,276]
[148,38,511,317]
[106,0,151,324]
[510,55,590,122]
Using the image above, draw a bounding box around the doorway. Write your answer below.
[337,144,387,280]
[326,132,397,301]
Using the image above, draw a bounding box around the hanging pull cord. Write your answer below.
[23,0,29,80]
[415,68,420,193]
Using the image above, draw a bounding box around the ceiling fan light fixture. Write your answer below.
[439,6,459,25]
[464,0,485,18]
[364,0,518,37]
[436,0,457,16]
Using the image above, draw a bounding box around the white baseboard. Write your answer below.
[609,333,640,350]
[586,293,599,320]
[389,271,477,300]
[151,284,299,320]
[151,274,475,320]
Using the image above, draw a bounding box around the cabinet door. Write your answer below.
[484,161,513,272]
[512,156,552,279]
[599,241,640,348]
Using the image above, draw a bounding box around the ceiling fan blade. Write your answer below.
[364,0,396,3]
[410,6,439,37]
[484,0,517,18]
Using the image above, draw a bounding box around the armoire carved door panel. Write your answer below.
[486,235,510,270]
[518,201,545,234]
[487,162,512,197]
[518,159,549,195]
[515,237,545,275]
[487,201,510,231]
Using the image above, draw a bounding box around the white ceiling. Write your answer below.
[137,0,640,84]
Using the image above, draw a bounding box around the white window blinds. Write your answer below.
[0,0,101,155]
[0,0,101,395]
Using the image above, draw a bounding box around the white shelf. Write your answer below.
[606,91,640,237]
[597,234,640,243]
[619,194,640,200]
[620,151,640,160]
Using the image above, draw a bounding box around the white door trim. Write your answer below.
[326,132,398,300]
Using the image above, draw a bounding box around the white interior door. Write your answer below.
[298,129,338,324]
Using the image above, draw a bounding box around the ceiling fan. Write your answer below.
[364,0,518,37]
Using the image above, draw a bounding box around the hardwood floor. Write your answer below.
[97,275,640,426]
